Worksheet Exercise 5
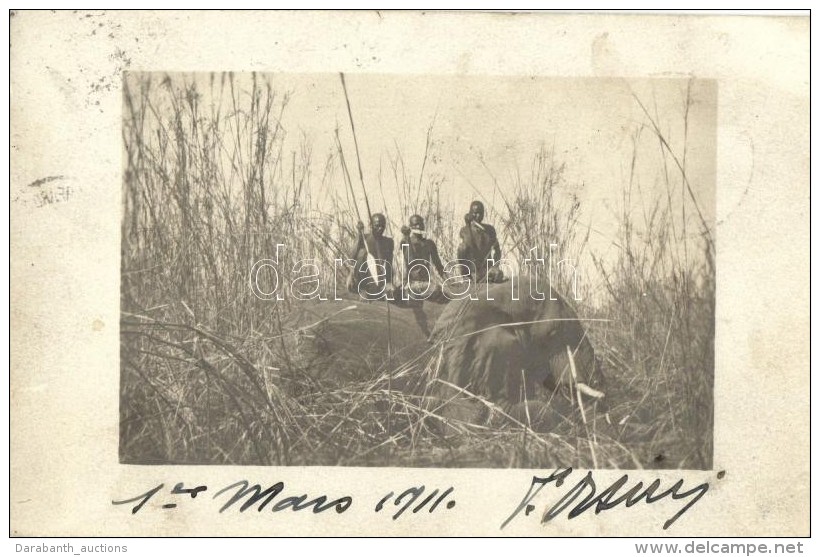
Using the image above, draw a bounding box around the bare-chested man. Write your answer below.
[398,214,445,301]
[346,213,395,299]
[456,200,504,283]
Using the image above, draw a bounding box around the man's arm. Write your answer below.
[429,241,445,279]
[459,224,474,247]
[346,238,364,293]
[487,225,502,261]
[383,238,395,283]
[349,222,366,260]
[349,236,364,261]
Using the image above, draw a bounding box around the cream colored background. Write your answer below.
[9,11,809,536]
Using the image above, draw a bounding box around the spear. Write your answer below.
[340,73,373,223]
[339,72,393,356]
[340,72,395,460]
[335,127,378,285]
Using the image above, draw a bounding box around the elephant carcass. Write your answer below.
[428,281,606,427]
[284,298,448,384]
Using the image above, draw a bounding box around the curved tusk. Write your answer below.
[576,382,605,399]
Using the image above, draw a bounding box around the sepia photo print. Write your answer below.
[120,73,716,469]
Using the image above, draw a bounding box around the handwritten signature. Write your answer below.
[502,468,725,530]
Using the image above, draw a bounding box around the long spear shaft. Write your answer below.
[340,73,394,461]
[335,128,363,224]
[339,73,373,222]
[335,128,375,283]
[339,73,376,269]
[339,73,393,351]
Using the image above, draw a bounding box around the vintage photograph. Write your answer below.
[119,72,716,469]
[12,10,808,538]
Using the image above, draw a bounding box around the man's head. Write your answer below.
[409,214,425,236]
[371,213,387,237]
[469,201,485,223]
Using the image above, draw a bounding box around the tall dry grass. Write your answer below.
[121,73,714,469]
[588,95,715,469]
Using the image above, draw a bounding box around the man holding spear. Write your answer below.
[346,213,395,300]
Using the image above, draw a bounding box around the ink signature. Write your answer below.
[502,468,725,530]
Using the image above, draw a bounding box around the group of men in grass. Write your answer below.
[346,200,504,301]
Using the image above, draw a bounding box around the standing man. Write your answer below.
[347,213,395,299]
[457,200,504,283]
[398,214,446,301]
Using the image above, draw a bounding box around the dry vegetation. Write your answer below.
[121,73,714,469]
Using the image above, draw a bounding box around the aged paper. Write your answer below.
[10,11,809,536]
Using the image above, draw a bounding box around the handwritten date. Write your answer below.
[113,480,456,519]
[375,485,456,520]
